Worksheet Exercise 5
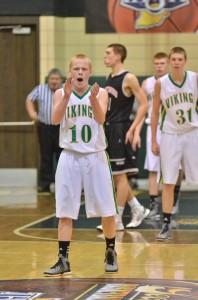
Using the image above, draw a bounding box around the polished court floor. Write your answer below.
[0,184,197,299]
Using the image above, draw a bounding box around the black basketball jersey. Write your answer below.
[105,71,135,123]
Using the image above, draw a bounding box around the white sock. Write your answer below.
[128,197,143,210]
[117,206,124,216]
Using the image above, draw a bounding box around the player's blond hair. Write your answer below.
[69,54,92,69]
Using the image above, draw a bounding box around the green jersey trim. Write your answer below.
[168,71,187,88]
[73,86,92,100]
[160,105,166,131]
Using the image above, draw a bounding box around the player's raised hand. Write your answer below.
[89,83,99,101]
[63,76,74,100]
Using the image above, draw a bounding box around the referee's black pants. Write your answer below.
[37,122,62,190]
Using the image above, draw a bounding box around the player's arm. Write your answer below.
[26,97,39,122]
[125,74,148,144]
[89,83,108,125]
[132,79,148,150]
[52,77,73,125]
[137,78,148,128]
[141,78,147,95]
[132,117,145,151]
[151,79,161,156]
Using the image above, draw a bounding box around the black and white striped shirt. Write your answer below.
[28,84,62,125]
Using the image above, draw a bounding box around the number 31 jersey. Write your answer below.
[59,86,107,153]
[160,71,198,134]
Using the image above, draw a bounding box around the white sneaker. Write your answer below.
[96,214,124,232]
[126,206,150,228]
[96,224,103,231]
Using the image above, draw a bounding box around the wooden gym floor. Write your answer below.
[0,185,198,299]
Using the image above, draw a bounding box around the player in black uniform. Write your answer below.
[97,43,149,232]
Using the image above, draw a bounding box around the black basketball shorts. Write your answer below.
[104,121,139,175]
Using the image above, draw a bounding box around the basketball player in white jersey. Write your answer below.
[151,47,198,240]
[44,54,119,275]
[142,53,182,220]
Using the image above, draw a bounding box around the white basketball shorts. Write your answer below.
[55,150,117,219]
[159,128,198,184]
[144,124,161,172]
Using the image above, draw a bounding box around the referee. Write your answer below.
[26,68,63,193]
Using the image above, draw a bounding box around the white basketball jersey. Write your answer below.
[59,87,107,153]
[160,71,198,134]
[145,76,156,124]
